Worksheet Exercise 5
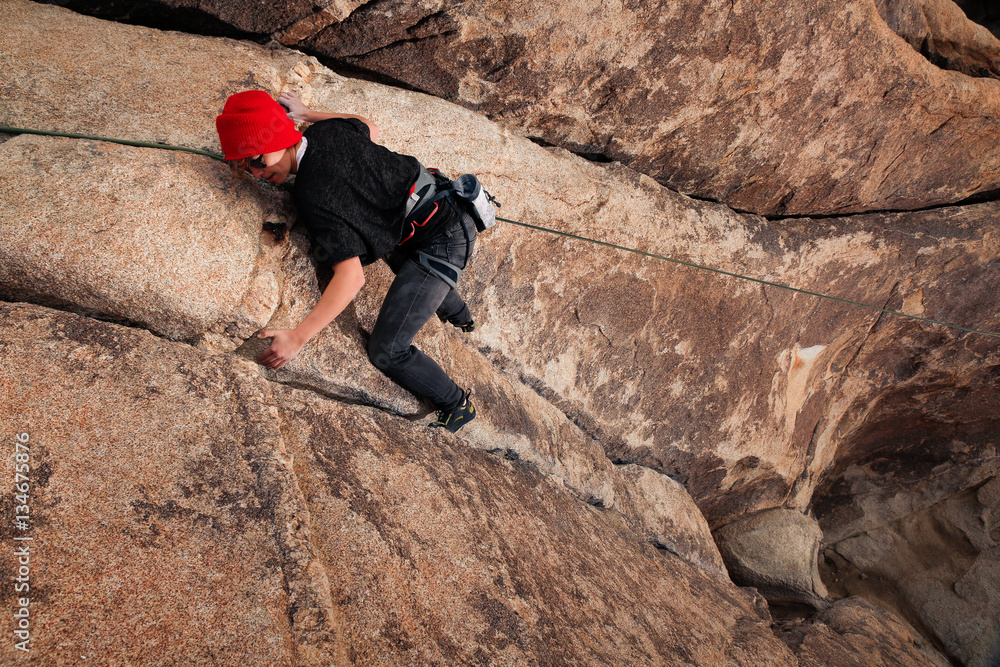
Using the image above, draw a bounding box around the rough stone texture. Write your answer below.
[821,474,1000,667]
[276,381,791,666]
[777,597,952,667]
[876,0,1000,78]
[714,509,830,608]
[0,134,281,348]
[0,302,347,666]
[0,3,727,576]
[7,0,1000,537]
[0,0,310,153]
[2,3,998,662]
[0,302,798,665]
[291,0,1000,215]
[458,171,1000,529]
[46,0,1000,215]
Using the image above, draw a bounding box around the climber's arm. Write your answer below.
[256,256,366,369]
[278,91,380,141]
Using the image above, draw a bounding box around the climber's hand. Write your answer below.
[256,328,305,369]
[278,92,310,123]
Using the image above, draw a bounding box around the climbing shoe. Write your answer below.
[430,390,476,433]
[438,312,475,333]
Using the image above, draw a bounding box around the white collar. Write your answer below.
[295,136,308,169]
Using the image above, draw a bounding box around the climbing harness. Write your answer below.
[398,167,478,272]
[3,124,998,340]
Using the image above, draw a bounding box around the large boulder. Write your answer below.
[714,508,830,608]
[1,0,728,575]
[6,0,1000,532]
[1,3,994,662]
[0,302,794,665]
[42,0,1000,215]
[0,134,280,348]
[0,302,342,665]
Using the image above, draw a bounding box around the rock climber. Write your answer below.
[215,90,478,432]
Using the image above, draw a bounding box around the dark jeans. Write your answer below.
[367,200,476,411]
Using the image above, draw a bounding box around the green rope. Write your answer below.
[498,217,1000,340]
[2,125,996,339]
[0,125,225,161]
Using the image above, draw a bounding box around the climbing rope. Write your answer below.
[0,125,225,161]
[3,124,998,340]
[498,217,1000,339]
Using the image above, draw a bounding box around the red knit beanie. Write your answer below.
[216,90,302,160]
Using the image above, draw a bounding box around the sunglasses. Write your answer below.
[248,155,268,170]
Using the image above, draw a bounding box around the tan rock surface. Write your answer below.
[0,134,279,347]
[876,0,1000,78]
[777,597,951,666]
[5,0,999,545]
[52,0,1000,215]
[714,508,830,608]
[0,3,726,571]
[276,382,789,666]
[2,3,998,662]
[0,302,795,665]
[0,303,344,666]
[0,1,309,153]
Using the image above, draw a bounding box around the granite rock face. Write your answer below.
[876,0,1000,78]
[12,0,999,533]
[0,134,281,349]
[0,302,794,665]
[2,2,995,664]
[0,303,343,665]
[777,597,952,667]
[46,0,1000,215]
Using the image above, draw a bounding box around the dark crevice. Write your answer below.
[0,296,190,346]
[528,137,616,164]
[573,151,615,164]
[525,136,1000,218]
[759,187,1000,221]
[342,29,459,61]
[301,54,437,95]
[956,0,1000,38]
[611,457,687,486]
[527,136,556,148]
[39,0,267,42]
[652,540,680,557]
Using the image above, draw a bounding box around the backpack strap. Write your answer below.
[399,168,456,246]
[404,165,438,217]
